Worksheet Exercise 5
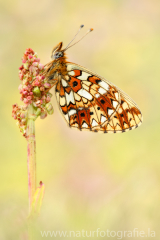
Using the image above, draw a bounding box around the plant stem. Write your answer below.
[27,104,36,213]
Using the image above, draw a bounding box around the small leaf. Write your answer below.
[30,181,45,218]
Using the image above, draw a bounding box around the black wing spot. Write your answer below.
[80,112,85,117]
[120,114,124,117]
[97,107,100,110]
[114,116,117,118]
[95,79,101,84]
[100,99,105,104]
[73,81,78,87]
[90,112,94,115]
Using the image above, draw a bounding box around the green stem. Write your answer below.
[27,104,36,212]
[27,104,37,239]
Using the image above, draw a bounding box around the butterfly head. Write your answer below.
[51,42,64,60]
[51,25,93,61]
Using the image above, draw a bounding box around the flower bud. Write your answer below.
[35,108,41,117]
[28,55,33,59]
[32,62,38,67]
[44,83,51,88]
[46,96,51,103]
[38,63,44,70]
[20,112,27,119]
[47,92,53,98]
[33,86,41,97]
[23,98,29,104]
[27,96,32,101]
[23,63,29,70]
[19,73,23,80]
[35,100,43,107]
[45,102,54,115]
[40,111,47,119]
[21,119,26,124]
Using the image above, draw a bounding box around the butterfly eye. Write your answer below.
[53,51,64,60]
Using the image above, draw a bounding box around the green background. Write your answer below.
[1,0,160,239]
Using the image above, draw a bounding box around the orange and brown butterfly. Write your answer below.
[44,25,143,133]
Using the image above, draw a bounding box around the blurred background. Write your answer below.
[0,0,160,239]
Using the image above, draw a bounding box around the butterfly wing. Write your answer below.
[55,62,143,133]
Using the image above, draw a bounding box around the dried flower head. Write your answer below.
[12,48,54,137]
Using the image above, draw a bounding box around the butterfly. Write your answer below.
[44,25,143,133]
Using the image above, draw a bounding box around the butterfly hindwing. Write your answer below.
[55,63,142,133]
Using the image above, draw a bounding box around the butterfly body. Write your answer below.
[44,41,143,133]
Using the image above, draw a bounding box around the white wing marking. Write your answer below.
[65,91,75,105]
[77,89,93,100]
[62,79,68,87]
[77,72,91,80]
[98,87,107,94]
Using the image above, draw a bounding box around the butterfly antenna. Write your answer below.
[63,27,93,51]
[63,25,84,51]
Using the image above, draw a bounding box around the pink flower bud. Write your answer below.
[22,69,27,74]
[40,111,47,119]
[40,87,44,91]
[23,98,29,104]
[38,63,44,70]
[19,73,23,80]
[20,112,26,119]
[34,81,40,87]
[33,71,38,76]
[44,83,51,88]
[17,111,21,117]
[46,96,51,103]
[24,86,29,91]
[32,62,38,67]
[19,65,24,70]
[27,96,32,100]
[18,84,22,90]
[41,75,45,80]
[23,91,27,95]
[21,119,26,124]
[28,55,33,59]
[29,65,36,73]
